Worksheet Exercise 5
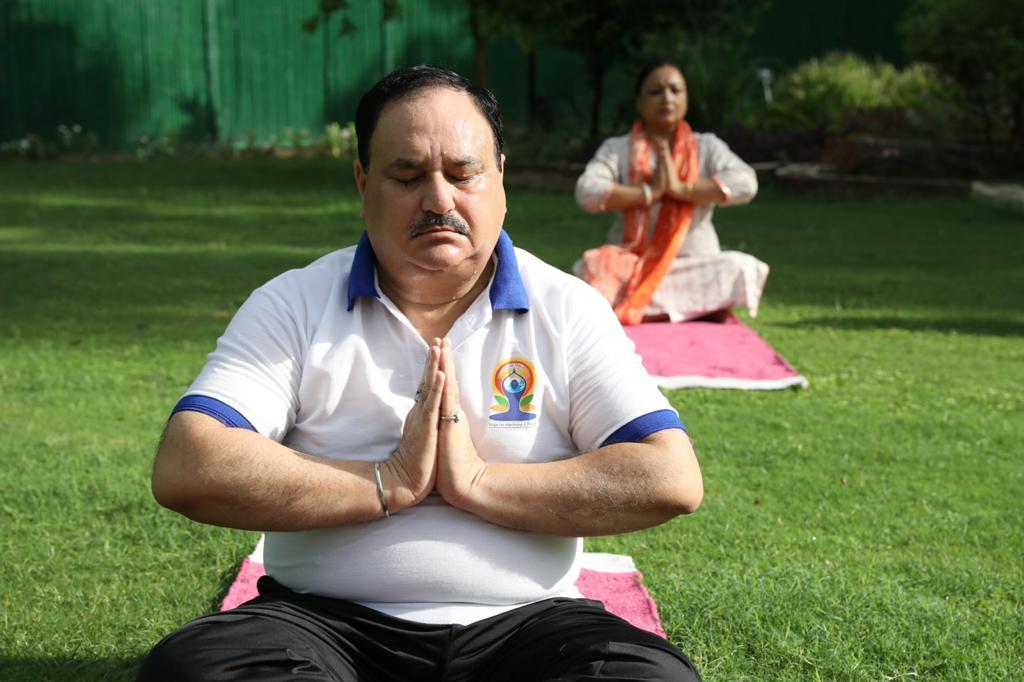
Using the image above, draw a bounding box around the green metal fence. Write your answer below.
[1,0,912,151]
[1,0,473,149]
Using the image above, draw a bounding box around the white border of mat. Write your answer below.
[653,374,808,390]
[579,552,637,572]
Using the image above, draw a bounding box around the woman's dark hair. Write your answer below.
[633,58,684,97]
[355,64,504,170]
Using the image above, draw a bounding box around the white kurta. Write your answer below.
[574,131,769,321]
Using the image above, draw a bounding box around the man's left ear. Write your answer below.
[499,153,506,175]
[354,159,367,196]
[353,159,367,218]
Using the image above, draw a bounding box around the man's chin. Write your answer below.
[407,244,473,273]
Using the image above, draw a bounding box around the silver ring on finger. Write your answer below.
[414,385,424,403]
[439,411,460,423]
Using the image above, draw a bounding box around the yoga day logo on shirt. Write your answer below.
[489,358,538,423]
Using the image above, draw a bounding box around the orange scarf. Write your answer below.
[584,120,699,325]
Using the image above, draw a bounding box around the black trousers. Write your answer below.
[137,576,701,681]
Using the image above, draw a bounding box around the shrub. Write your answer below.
[760,52,958,136]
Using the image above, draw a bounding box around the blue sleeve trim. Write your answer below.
[602,409,686,445]
[172,395,257,431]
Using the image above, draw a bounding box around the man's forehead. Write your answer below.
[371,87,494,160]
[379,85,475,117]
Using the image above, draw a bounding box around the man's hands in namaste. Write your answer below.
[382,337,486,513]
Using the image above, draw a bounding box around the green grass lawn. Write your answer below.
[1,157,1021,681]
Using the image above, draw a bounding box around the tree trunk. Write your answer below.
[588,57,605,147]
[201,0,220,143]
[973,90,994,147]
[526,48,537,128]
[1011,98,1023,150]
[468,3,487,87]
[474,39,488,88]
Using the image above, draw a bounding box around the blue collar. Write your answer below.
[346,230,529,313]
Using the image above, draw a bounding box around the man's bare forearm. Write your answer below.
[450,429,703,537]
[151,411,390,531]
[152,348,444,531]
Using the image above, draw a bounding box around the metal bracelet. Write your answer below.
[373,461,391,518]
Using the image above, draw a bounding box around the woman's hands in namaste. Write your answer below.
[652,139,688,202]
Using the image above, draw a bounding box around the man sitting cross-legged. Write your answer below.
[137,65,704,682]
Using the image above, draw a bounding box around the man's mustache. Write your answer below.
[408,212,470,237]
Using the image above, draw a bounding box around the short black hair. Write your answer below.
[355,64,504,170]
[633,58,684,97]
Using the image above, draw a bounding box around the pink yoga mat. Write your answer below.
[221,545,665,638]
[625,317,807,390]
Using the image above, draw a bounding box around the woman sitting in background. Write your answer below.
[575,58,767,325]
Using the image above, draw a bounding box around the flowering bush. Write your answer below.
[1,125,98,159]
[325,122,356,158]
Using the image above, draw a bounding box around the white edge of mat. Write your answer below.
[250,537,637,574]
[652,374,809,390]
[579,552,638,573]
[250,535,265,563]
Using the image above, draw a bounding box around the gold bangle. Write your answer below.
[685,181,694,194]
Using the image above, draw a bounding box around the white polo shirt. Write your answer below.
[175,230,685,624]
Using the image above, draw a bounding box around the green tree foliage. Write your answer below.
[902,0,1024,147]
[303,0,744,143]
[495,0,742,145]
[302,0,402,36]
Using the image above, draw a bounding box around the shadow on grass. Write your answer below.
[0,157,351,196]
[0,655,142,682]
[771,315,1024,338]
